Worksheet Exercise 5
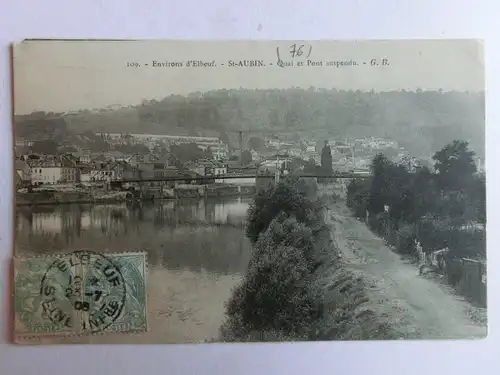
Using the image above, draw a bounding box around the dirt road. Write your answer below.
[324,200,487,339]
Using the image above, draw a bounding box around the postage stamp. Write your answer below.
[13,251,148,339]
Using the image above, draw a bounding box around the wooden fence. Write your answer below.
[445,257,487,307]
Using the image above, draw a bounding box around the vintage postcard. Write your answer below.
[12,39,486,344]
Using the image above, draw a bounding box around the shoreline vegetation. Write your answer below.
[218,177,405,342]
[345,141,486,307]
[217,140,486,342]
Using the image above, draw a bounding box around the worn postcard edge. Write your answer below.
[12,251,149,342]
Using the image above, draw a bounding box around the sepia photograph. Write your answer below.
[12,39,486,344]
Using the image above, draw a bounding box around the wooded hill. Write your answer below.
[15,88,485,159]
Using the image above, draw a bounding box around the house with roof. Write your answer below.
[28,155,78,185]
[135,162,173,179]
[73,149,93,164]
[15,159,32,188]
[86,161,126,182]
[78,165,93,183]
[213,162,227,176]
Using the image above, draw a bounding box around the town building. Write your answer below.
[214,164,227,176]
[78,166,93,183]
[15,159,32,188]
[72,149,95,165]
[398,155,421,173]
[306,145,316,153]
[134,162,177,180]
[97,133,224,149]
[212,144,229,161]
[87,161,126,182]
[15,139,34,148]
[213,163,228,183]
[80,153,92,164]
[28,155,78,185]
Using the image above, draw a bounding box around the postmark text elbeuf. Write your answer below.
[14,251,148,339]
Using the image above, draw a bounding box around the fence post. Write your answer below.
[480,261,487,307]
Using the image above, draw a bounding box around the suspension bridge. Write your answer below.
[118,172,370,184]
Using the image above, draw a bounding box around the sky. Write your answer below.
[13,39,484,114]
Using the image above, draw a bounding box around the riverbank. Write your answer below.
[218,178,406,342]
[16,191,130,206]
[324,199,486,339]
[217,181,486,342]
[16,184,256,206]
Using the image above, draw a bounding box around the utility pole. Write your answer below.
[276,139,279,168]
[351,142,356,169]
[238,130,244,165]
[275,138,280,184]
[238,131,243,154]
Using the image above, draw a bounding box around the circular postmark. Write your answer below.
[39,250,126,334]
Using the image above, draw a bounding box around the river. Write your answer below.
[15,198,252,344]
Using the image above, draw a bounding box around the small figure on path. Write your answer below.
[415,239,427,275]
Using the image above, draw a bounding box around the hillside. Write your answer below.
[15,88,485,159]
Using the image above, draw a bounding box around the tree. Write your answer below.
[433,140,477,192]
[471,173,486,223]
[222,215,320,339]
[170,143,206,162]
[408,166,438,222]
[366,153,419,226]
[303,158,321,176]
[32,139,59,154]
[320,141,333,177]
[241,149,252,165]
[346,178,371,219]
[284,108,301,128]
[368,154,392,214]
[381,147,399,160]
[88,140,111,152]
[248,136,265,152]
[59,145,77,153]
[115,143,149,154]
[21,90,483,159]
[246,177,319,244]
[386,164,414,224]
[16,115,67,141]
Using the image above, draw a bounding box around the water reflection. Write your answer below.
[16,198,253,276]
[16,197,253,343]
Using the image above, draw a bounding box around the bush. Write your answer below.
[367,212,389,237]
[346,178,371,219]
[415,215,486,259]
[417,215,451,252]
[448,227,486,259]
[395,224,417,255]
[221,217,322,340]
[251,213,320,272]
[221,186,406,342]
[246,177,320,244]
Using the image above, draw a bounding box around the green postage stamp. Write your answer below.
[13,251,148,339]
